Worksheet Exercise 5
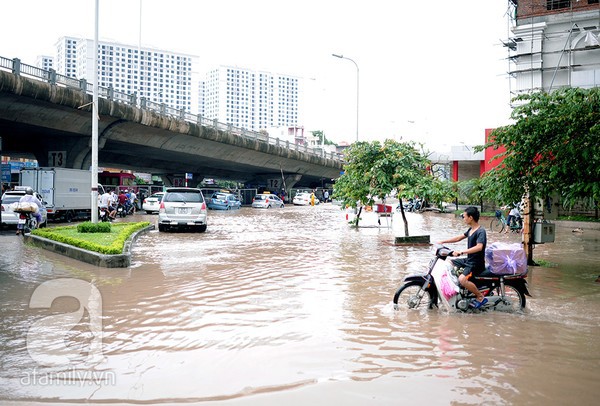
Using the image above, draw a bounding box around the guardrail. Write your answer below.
[0,56,343,162]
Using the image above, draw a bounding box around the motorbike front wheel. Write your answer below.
[393,282,437,310]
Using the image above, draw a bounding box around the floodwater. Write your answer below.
[0,205,599,405]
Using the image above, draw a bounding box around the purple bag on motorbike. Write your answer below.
[485,242,528,275]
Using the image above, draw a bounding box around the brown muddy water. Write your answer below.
[0,205,599,405]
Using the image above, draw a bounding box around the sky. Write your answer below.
[0,0,514,151]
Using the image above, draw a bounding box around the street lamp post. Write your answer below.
[91,0,99,223]
[332,54,359,143]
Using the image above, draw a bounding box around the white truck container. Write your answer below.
[20,168,102,222]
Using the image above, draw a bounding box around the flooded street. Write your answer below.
[1,205,599,405]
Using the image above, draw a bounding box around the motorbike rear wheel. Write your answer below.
[393,282,437,310]
[495,283,526,311]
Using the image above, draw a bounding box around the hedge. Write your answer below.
[32,222,150,255]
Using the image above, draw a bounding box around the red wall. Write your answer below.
[483,128,506,173]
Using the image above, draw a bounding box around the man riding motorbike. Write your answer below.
[17,188,43,235]
[438,206,488,309]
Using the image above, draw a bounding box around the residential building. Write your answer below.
[199,66,302,132]
[34,55,54,71]
[505,0,600,97]
[54,36,196,112]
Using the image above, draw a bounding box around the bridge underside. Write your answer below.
[0,71,342,187]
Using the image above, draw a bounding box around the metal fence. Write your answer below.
[0,56,344,162]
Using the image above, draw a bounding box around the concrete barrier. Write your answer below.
[24,224,155,268]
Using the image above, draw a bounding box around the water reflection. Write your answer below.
[0,207,598,404]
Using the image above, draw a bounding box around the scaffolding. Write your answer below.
[502,0,600,104]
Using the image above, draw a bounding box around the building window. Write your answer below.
[547,0,570,10]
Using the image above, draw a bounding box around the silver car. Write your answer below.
[1,190,48,228]
[251,193,284,209]
[158,188,207,232]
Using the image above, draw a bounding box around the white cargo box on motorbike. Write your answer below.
[12,202,39,213]
[485,242,528,276]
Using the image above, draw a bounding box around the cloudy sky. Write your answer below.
[1,0,514,150]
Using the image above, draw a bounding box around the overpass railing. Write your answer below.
[0,56,344,162]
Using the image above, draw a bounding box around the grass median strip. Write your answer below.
[31,222,150,255]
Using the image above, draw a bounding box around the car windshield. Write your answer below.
[213,193,228,200]
[255,195,268,200]
[163,191,204,203]
[2,196,21,204]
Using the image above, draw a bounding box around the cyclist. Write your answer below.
[506,203,522,233]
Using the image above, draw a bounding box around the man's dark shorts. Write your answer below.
[451,258,484,278]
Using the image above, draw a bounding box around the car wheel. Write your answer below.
[158,224,166,232]
[199,224,207,233]
[145,210,153,214]
[227,205,231,210]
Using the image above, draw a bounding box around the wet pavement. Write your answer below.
[0,205,599,405]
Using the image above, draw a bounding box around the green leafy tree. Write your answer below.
[311,130,336,146]
[477,87,600,206]
[334,139,446,235]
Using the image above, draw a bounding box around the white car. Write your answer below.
[292,192,320,206]
[158,188,207,232]
[142,192,164,214]
[1,189,48,228]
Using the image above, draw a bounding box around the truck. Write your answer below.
[19,167,103,222]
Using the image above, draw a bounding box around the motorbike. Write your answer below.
[99,206,111,222]
[393,246,530,312]
[15,210,38,236]
[117,203,127,218]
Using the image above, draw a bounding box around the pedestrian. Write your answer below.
[323,190,330,203]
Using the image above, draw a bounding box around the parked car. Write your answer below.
[293,192,320,206]
[1,188,48,228]
[142,192,165,214]
[251,193,284,209]
[207,192,241,210]
[158,188,207,232]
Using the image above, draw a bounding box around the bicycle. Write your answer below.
[490,210,523,233]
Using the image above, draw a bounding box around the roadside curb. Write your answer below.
[24,224,155,268]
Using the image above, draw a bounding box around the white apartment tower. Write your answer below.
[54,36,196,112]
[55,36,78,78]
[35,55,54,71]
[199,66,301,131]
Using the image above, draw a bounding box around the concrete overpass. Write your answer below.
[0,58,343,188]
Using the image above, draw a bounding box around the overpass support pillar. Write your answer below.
[282,174,302,203]
[160,173,204,188]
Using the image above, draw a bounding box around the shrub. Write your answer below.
[77,221,112,233]
[33,222,150,255]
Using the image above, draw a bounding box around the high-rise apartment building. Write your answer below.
[505,0,600,97]
[199,66,302,132]
[35,55,54,71]
[54,36,196,113]
[55,36,79,78]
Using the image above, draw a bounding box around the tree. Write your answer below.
[478,87,600,206]
[311,130,336,146]
[333,139,447,236]
[477,87,600,265]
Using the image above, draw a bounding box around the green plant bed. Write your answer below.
[557,215,600,222]
[32,222,150,255]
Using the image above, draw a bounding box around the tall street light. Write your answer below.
[332,54,359,143]
[91,0,99,223]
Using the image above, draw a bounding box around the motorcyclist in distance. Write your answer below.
[18,188,43,234]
